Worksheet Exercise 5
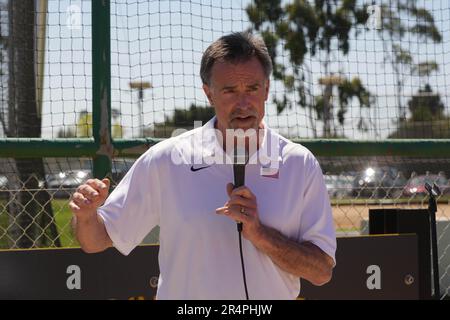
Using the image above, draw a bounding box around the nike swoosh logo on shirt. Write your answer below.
[190,165,211,172]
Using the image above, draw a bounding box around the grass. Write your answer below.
[336,227,361,233]
[0,199,9,249]
[0,197,160,249]
[0,198,79,249]
[52,199,79,247]
[330,195,450,206]
[1,194,448,249]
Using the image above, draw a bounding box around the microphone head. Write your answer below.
[425,182,441,197]
[234,146,248,165]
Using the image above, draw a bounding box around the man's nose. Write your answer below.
[236,93,251,109]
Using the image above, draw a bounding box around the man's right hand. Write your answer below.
[69,178,110,221]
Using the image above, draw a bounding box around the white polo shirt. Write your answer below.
[98,117,336,300]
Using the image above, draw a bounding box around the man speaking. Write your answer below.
[69,32,336,299]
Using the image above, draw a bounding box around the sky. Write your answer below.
[36,0,450,139]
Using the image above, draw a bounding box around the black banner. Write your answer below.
[0,234,419,300]
[0,245,159,300]
[300,234,419,299]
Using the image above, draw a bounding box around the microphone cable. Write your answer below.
[237,221,249,300]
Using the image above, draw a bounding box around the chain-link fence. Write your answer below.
[0,157,135,249]
[1,156,450,298]
[320,156,450,298]
[2,155,449,297]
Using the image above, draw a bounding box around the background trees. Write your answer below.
[245,0,444,139]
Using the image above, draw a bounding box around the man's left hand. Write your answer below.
[216,183,263,242]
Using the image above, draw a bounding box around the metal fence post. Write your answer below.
[92,0,112,180]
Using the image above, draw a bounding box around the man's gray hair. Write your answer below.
[200,32,273,85]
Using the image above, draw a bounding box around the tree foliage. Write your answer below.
[246,0,442,138]
[57,108,124,138]
[376,0,442,121]
[148,103,215,138]
[246,0,372,138]
[389,84,450,139]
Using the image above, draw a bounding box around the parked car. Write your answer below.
[352,166,407,198]
[0,175,8,199]
[403,173,450,197]
[46,170,91,198]
[112,159,135,184]
[324,174,354,199]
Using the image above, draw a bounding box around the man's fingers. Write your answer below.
[85,178,108,192]
[216,204,254,218]
[227,184,257,201]
[217,206,252,224]
[226,183,234,197]
[221,184,257,222]
[76,184,99,200]
[229,185,256,200]
[101,178,110,190]
[227,195,257,209]
[78,178,110,203]
[69,178,110,220]
[72,192,92,206]
[69,201,80,212]
[215,206,229,215]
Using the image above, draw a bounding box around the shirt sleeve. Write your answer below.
[298,153,337,266]
[97,149,161,256]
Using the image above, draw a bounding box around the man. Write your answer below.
[69,32,336,299]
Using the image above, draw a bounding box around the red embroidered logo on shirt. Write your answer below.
[260,167,279,179]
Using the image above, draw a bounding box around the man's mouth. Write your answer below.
[234,115,254,121]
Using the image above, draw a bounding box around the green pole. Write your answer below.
[292,139,450,157]
[0,138,96,157]
[92,0,112,180]
[1,138,450,158]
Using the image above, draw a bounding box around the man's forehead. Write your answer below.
[212,57,264,74]
[210,58,267,85]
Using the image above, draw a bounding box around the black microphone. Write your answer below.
[233,146,248,232]
[233,145,249,300]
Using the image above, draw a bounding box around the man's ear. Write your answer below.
[264,79,270,101]
[203,83,213,105]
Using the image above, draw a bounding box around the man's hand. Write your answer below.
[69,178,110,221]
[216,182,334,285]
[215,183,262,242]
[69,178,113,253]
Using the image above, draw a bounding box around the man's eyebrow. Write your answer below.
[221,85,237,90]
[221,83,261,91]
